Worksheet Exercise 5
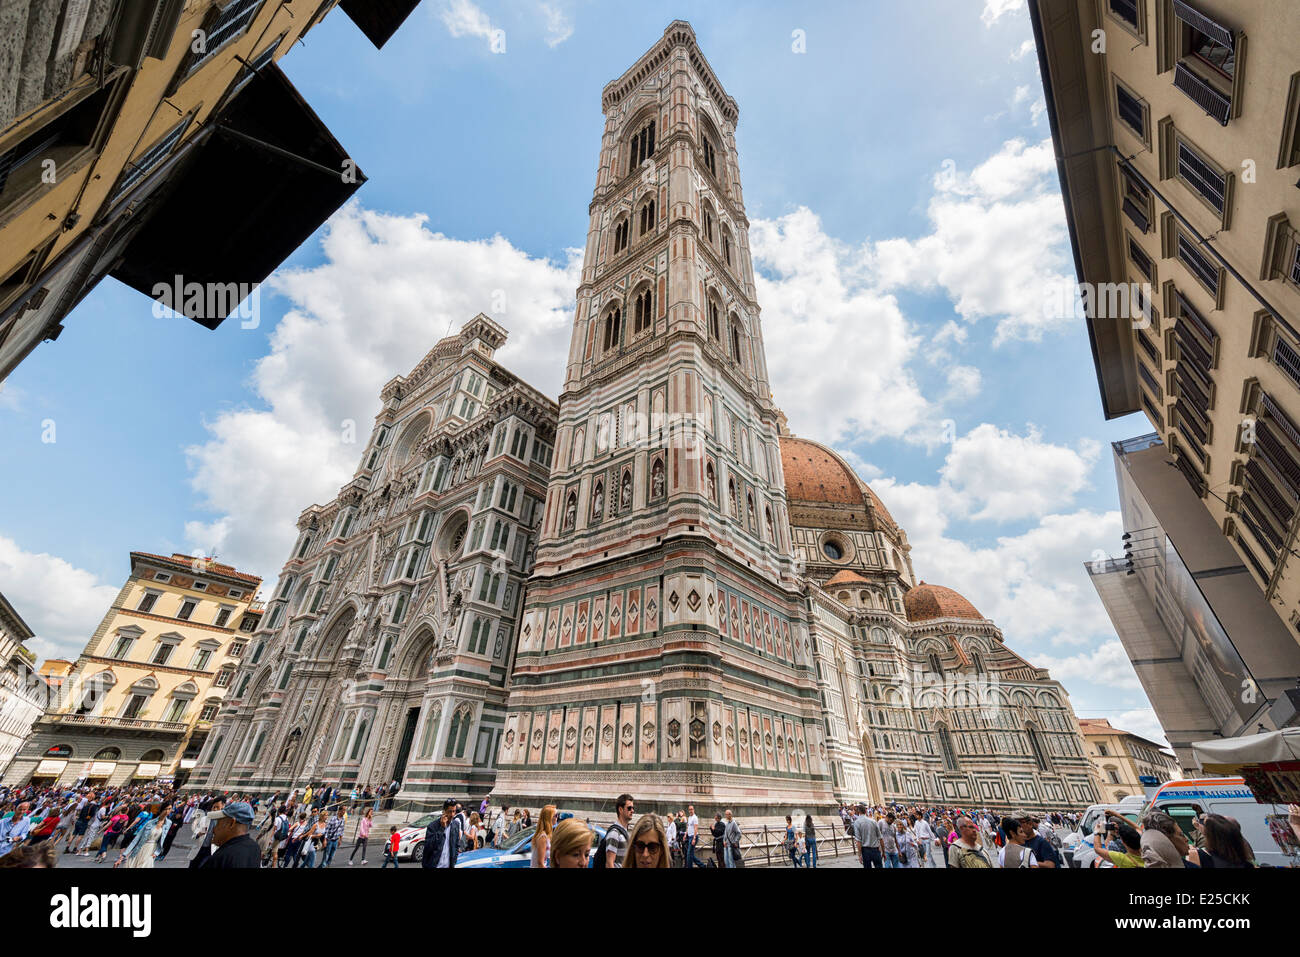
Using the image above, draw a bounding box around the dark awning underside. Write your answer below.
[341,0,423,49]
[110,63,366,328]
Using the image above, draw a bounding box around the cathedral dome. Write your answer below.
[903,582,983,623]
[778,435,897,528]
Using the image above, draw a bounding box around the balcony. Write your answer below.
[42,712,188,736]
[1173,62,1231,126]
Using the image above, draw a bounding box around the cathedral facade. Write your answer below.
[190,22,1097,815]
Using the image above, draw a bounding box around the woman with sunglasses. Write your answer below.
[623,813,671,868]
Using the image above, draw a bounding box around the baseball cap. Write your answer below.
[207,801,254,825]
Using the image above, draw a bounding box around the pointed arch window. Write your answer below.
[702,135,717,177]
[730,317,744,367]
[444,705,474,759]
[628,118,655,174]
[418,703,443,757]
[349,716,371,761]
[722,227,734,267]
[612,217,630,254]
[702,203,715,244]
[602,306,622,353]
[639,198,656,235]
[1027,725,1050,771]
[707,297,721,341]
[937,725,959,771]
[928,651,942,675]
[633,285,654,335]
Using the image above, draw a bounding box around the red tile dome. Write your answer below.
[903,582,983,623]
[778,435,897,527]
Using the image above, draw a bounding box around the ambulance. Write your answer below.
[1143,777,1292,867]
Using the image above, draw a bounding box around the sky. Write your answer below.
[0,0,1170,746]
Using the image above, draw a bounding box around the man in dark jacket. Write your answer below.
[422,799,462,869]
[200,802,261,868]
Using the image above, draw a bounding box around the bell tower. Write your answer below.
[495,21,834,816]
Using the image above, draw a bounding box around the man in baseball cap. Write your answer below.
[1012,809,1060,868]
[200,801,260,868]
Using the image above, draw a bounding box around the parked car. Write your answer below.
[1144,776,1290,867]
[1062,798,1145,868]
[456,820,607,868]
[394,813,438,862]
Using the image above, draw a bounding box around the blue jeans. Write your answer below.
[685,837,698,868]
[860,846,882,868]
[382,850,398,868]
[297,843,316,868]
[884,850,900,868]
[317,838,338,867]
[803,839,816,868]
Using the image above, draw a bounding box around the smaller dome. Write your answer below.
[904,582,982,623]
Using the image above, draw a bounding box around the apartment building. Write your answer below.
[4,551,262,787]
[0,0,425,383]
[1078,717,1181,801]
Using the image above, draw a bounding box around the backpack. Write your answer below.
[275,816,290,841]
[592,822,628,869]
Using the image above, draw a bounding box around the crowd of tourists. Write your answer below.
[3,778,1296,869]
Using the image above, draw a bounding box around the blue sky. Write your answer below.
[0,0,1165,742]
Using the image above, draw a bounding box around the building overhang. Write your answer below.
[1029,0,1139,420]
[109,63,366,328]
[339,0,424,49]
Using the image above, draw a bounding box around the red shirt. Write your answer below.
[388,832,401,855]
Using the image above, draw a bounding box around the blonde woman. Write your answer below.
[530,805,556,868]
[467,812,482,850]
[549,818,593,868]
[623,813,671,869]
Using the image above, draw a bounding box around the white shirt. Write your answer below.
[913,819,934,841]
[998,844,1038,868]
[438,832,451,868]
[687,814,698,837]
[666,821,677,843]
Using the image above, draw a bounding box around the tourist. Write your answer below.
[1015,810,1059,868]
[530,804,556,868]
[684,804,700,868]
[114,808,157,869]
[784,815,800,867]
[349,807,374,865]
[382,826,400,868]
[508,809,523,840]
[604,794,633,868]
[724,810,744,868]
[623,814,670,869]
[78,799,109,856]
[200,802,261,868]
[550,818,593,868]
[319,805,347,866]
[285,812,311,868]
[1139,810,1189,868]
[491,804,509,848]
[912,812,940,868]
[1092,813,1144,868]
[880,812,899,867]
[94,806,128,863]
[947,817,992,868]
[423,798,463,870]
[665,813,679,867]
[1185,814,1254,869]
[852,803,882,868]
[998,816,1038,868]
[711,812,727,868]
[895,819,918,868]
[804,814,817,868]
[466,811,482,850]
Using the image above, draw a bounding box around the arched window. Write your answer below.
[349,717,370,761]
[707,295,722,342]
[730,317,744,366]
[937,725,959,771]
[970,650,984,674]
[419,703,442,758]
[94,747,121,760]
[722,226,734,267]
[639,198,656,236]
[701,132,717,177]
[702,202,716,244]
[927,652,942,675]
[627,117,655,174]
[612,216,630,254]
[602,306,622,353]
[1027,725,1050,771]
[633,284,654,335]
[444,705,474,759]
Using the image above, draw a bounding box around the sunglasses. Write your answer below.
[634,841,662,853]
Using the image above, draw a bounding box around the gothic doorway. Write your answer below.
[390,707,421,784]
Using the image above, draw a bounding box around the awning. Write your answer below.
[134,762,162,778]
[1192,728,1300,804]
[34,759,67,776]
[87,761,117,777]
[340,0,422,48]
[110,63,366,328]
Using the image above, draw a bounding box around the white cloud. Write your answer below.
[539,2,573,47]
[1037,640,1143,690]
[441,0,495,42]
[941,424,1099,521]
[183,205,580,583]
[1094,708,1171,748]
[1012,84,1032,105]
[1011,39,1036,61]
[0,536,119,663]
[870,138,1075,344]
[982,0,1026,26]
[750,207,937,446]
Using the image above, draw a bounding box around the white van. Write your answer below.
[1143,777,1292,868]
[1063,799,1145,868]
